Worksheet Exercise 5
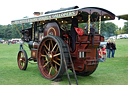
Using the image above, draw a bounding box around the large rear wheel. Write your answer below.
[76,49,99,76]
[37,35,69,80]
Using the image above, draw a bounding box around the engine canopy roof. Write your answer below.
[11,6,115,24]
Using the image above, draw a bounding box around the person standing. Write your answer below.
[99,48,104,62]
[19,40,23,50]
[106,39,111,58]
[71,15,82,51]
[111,40,116,58]
[102,45,106,61]
[8,41,10,45]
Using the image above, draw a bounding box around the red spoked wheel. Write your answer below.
[17,50,28,70]
[37,35,69,80]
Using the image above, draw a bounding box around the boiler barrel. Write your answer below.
[28,41,39,49]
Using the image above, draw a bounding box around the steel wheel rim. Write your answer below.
[38,38,62,79]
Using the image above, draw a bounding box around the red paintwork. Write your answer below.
[69,35,103,72]
[30,22,104,73]
[31,49,38,58]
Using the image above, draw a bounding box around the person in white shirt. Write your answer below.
[19,40,23,50]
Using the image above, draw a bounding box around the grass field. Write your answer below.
[0,39,128,85]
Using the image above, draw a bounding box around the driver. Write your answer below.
[71,15,82,51]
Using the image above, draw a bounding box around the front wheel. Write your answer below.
[17,50,28,70]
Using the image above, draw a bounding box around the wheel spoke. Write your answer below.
[44,44,49,51]
[53,60,60,66]
[53,53,61,57]
[55,64,57,71]
[55,47,59,53]
[49,41,50,51]
[50,40,53,48]
[47,62,50,71]
[56,57,61,61]
[44,49,48,54]
[20,62,23,67]
[41,54,46,57]
[23,60,25,63]
[43,62,49,68]
[50,62,56,73]
[20,58,24,66]
[51,43,57,52]
[49,67,52,75]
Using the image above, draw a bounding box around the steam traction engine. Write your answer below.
[12,6,115,84]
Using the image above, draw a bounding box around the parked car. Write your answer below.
[0,40,4,43]
[99,41,107,48]
[124,35,128,39]
[117,34,128,39]
[108,36,116,39]
[117,35,122,39]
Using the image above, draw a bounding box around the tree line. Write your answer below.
[0,21,128,40]
[0,23,31,40]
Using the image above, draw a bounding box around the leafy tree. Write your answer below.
[122,21,128,33]
[100,22,107,36]
[114,28,121,35]
[100,22,118,37]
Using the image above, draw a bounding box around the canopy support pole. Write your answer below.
[32,22,35,41]
[14,24,22,38]
[98,16,101,34]
[22,23,24,30]
[88,15,90,34]
[22,23,24,38]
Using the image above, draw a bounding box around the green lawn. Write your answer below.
[0,39,128,85]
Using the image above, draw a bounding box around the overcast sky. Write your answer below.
[0,0,127,27]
